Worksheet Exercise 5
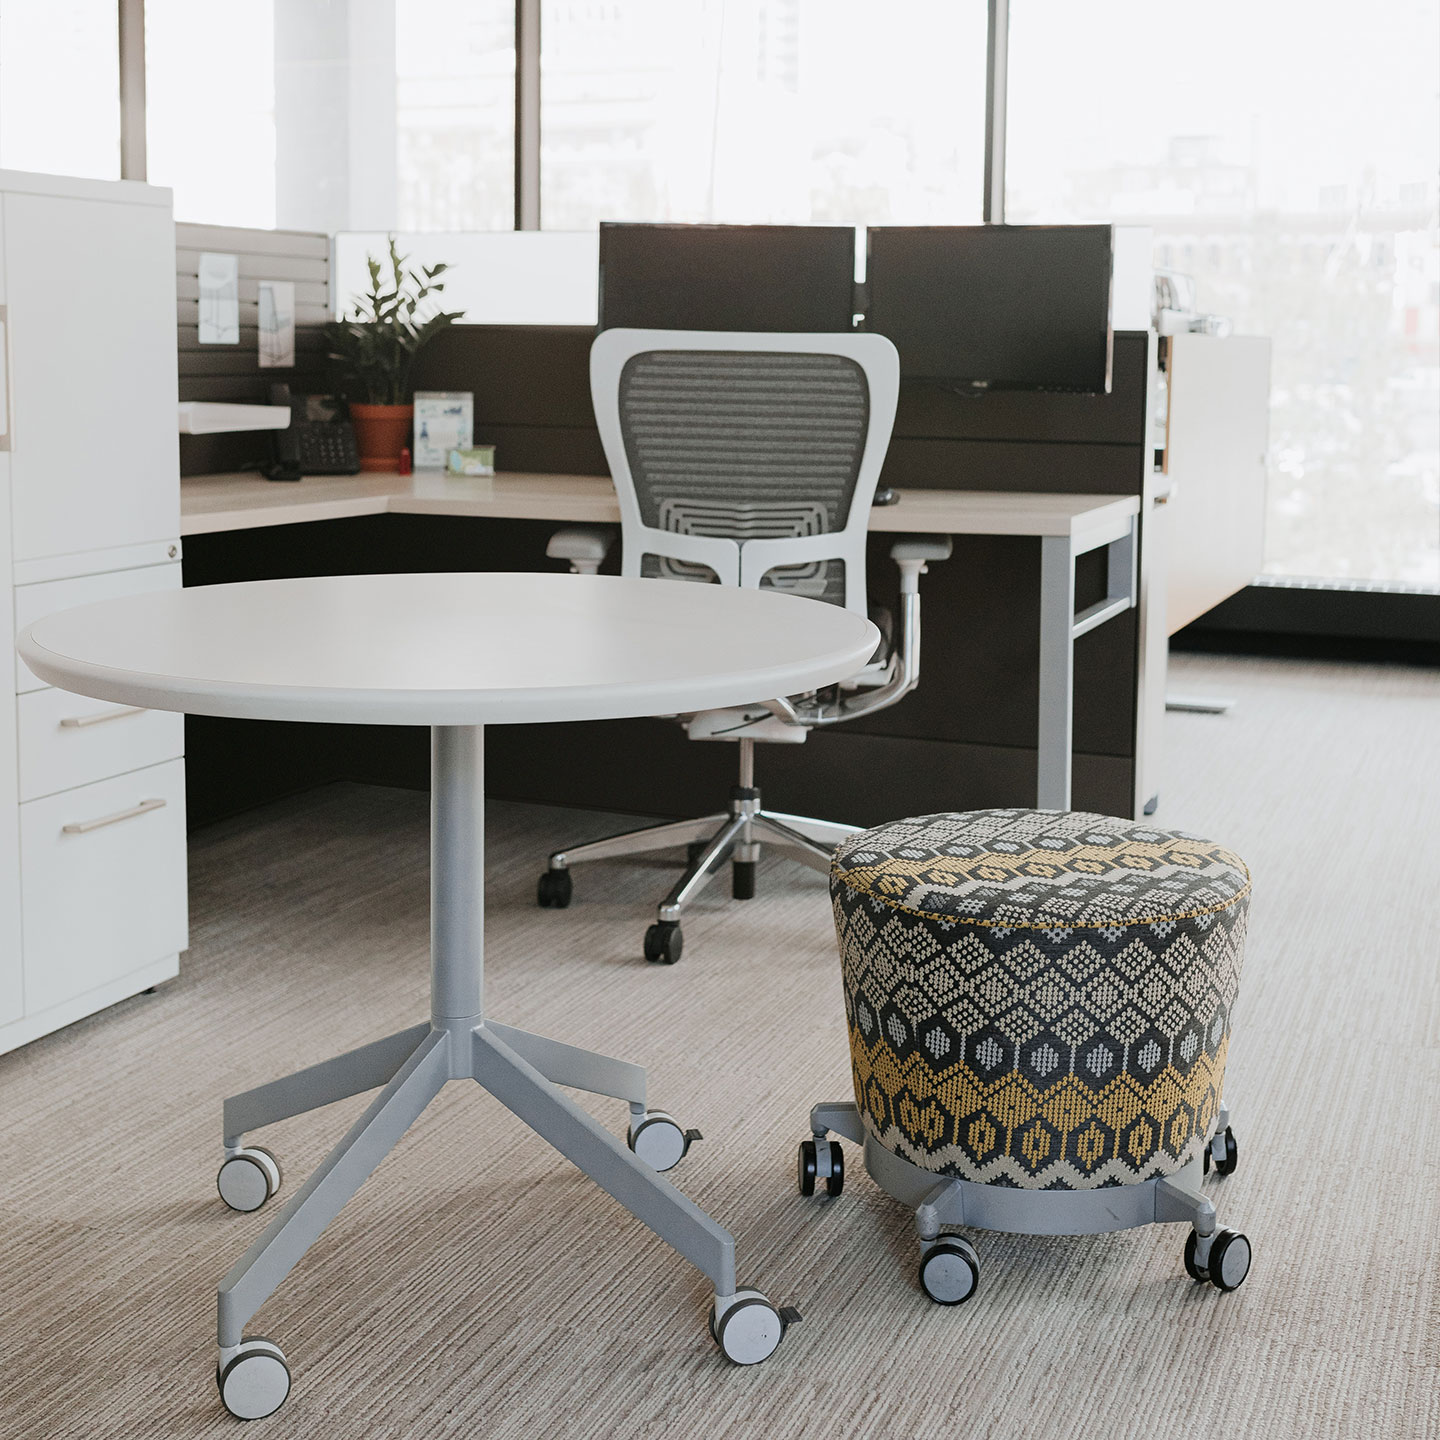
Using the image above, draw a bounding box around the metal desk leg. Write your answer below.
[1037,536,1076,810]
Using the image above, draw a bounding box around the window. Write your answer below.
[145,0,276,228]
[0,1,121,181]
[1006,0,1440,588]
[539,0,986,230]
[145,1,513,234]
[396,1,514,231]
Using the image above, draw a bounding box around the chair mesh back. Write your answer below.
[618,349,870,605]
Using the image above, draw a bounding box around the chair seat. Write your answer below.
[830,809,1251,1190]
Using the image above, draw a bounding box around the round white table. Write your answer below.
[20,571,878,1420]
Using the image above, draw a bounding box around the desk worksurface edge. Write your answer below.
[179,470,1139,541]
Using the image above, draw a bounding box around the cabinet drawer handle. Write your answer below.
[59,705,147,729]
[62,797,167,835]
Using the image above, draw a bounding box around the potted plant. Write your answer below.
[327,238,464,471]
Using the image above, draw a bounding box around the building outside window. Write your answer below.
[1006,0,1440,588]
[540,0,985,231]
[144,0,512,234]
[0,0,122,181]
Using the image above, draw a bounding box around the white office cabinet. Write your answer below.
[0,452,23,1030]
[2,178,179,562]
[18,688,184,802]
[20,760,187,1017]
[14,557,181,692]
[0,171,185,1056]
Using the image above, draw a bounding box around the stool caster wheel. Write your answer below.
[797,1138,817,1195]
[1204,1125,1238,1176]
[627,1111,700,1172]
[1184,1227,1251,1291]
[732,859,756,900]
[536,868,573,908]
[217,1337,290,1420]
[920,1235,980,1305]
[710,1290,798,1365]
[644,921,683,964]
[217,1146,281,1213]
[797,1137,845,1198]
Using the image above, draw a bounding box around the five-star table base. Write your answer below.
[211,726,795,1421]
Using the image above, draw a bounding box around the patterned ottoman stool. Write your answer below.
[798,809,1253,1302]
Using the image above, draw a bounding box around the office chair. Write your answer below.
[537,328,951,964]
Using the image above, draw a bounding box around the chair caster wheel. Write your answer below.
[920,1235,980,1305]
[217,1146,282,1213]
[797,1137,844,1197]
[732,859,756,900]
[710,1290,798,1365]
[536,868,573,908]
[687,840,708,867]
[1184,1227,1251,1291]
[217,1337,291,1420]
[644,921,683,964]
[627,1111,700,1171]
[1204,1125,1238,1176]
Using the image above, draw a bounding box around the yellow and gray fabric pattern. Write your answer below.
[619,348,869,604]
[831,810,1251,1190]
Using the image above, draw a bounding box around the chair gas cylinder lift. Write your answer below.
[538,328,950,964]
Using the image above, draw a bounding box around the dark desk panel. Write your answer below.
[181,513,1138,829]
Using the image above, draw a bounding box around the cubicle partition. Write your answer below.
[181,321,1156,828]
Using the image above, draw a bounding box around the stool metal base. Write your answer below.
[806,1099,1249,1295]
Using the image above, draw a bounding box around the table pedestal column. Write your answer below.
[431,725,485,1027]
[211,726,794,1418]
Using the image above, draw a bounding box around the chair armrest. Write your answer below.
[890,535,953,593]
[546,525,617,575]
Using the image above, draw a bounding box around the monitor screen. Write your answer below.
[864,225,1115,393]
[598,223,857,333]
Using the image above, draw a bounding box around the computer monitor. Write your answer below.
[864,225,1115,393]
[597,223,857,333]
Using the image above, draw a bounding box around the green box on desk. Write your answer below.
[447,445,496,476]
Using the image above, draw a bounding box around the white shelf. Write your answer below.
[178,402,290,435]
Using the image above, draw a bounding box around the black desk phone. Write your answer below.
[264,384,361,481]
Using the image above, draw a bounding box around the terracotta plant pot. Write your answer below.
[350,403,413,472]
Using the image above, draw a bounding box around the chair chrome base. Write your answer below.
[799,1099,1252,1302]
[539,739,861,963]
[211,725,796,1419]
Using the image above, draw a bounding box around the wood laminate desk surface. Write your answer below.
[180,470,1139,542]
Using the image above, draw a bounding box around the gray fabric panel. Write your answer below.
[619,349,869,607]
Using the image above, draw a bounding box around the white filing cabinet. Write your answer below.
[0,171,187,1055]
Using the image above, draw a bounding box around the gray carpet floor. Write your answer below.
[1,652,1436,1439]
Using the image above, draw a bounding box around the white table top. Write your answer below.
[179,470,1139,541]
[17,572,880,728]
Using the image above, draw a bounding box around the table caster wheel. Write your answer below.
[732,859,756,900]
[710,1290,797,1365]
[536,868,573,908]
[217,1146,281,1213]
[217,1337,290,1420]
[1204,1126,1238,1176]
[1184,1227,1251,1291]
[627,1111,699,1172]
[920,1235,980,1305]
[644,921,683,964]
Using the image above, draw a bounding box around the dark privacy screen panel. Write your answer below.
[619,349,870,604]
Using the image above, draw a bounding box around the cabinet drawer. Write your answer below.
[17,688,183,802]
[14,561,181,693]
[20,759,188,1017]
